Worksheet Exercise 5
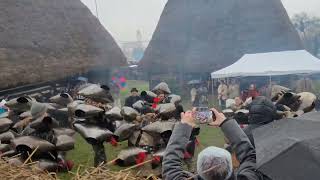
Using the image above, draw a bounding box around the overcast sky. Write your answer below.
[81,0,320,43]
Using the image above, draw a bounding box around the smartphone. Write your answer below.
[194,107,215,124]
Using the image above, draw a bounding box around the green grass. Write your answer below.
[58,80,225,179]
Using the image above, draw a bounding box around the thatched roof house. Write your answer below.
[140,0,303,75]
[0,0,126,88]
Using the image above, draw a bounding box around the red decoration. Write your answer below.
[153,97,160,104]
[152,156,161,163]
[66,160,74,170]
[135,152,147,165]
[152,103,157,109]
[58,160,74,171]
[152,97,161,109]
[184,152,192,159]
[109,137,118,147]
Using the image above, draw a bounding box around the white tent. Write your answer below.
[211,50,320,79]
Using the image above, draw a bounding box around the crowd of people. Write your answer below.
[163,78,318,180]
[0,79,318,179]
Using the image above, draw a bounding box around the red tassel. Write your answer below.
[66,160,74,170]
[153,97,160,104]
[152,103,157,109]
[135,152,147,165]
[58,160,74,171]
[152,156,161,163]
[109,137,118,147]
[184,152,192,159]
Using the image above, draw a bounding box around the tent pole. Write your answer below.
[211,78,214,95]
[269,76,272,97]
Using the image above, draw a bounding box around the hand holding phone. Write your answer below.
[209,108,227,127]
[195,107,214,124]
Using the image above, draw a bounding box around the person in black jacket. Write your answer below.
[243,96,277,147]
[162,108,269,180]
[124,88,141,107]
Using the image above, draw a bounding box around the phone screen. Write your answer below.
[195,107,213,124]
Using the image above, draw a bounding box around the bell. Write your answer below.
[12,136,56,155]
[156,103,176,119]
[57,108,69,115]
[73,123,113,144]
[35,159,59,172]
[132,100,145,110]
[105,107,122,120]
[113,123,138,142]
[152,82,171,94]
[0,131,16,143]
[142,121,175,135]
[128,130,160,148]
[156,103,176,114]
[128,130,141,146]
[67,100,85,111]
[29,116,59,131]
[49,93,73,107]
[55,135,75,151]
[78,84,114,103]
[74,104,104,119]
[5,96,33,112]
[0,118,13,133]
[146,91,157,97]
[139,132,158,147]
[115,147,147,167]
[121,106,140,122]
[53,128,76,137]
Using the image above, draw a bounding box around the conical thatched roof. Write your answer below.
[140,0,303,74]
[0,0,126,88]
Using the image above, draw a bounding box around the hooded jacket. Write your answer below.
[244,96,276,146]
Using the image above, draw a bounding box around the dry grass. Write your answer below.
[0,159,56,180]
[69,164,158,180]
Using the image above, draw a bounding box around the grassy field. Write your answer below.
[58,80,224,179]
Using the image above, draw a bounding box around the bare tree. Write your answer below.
[292,13,320,57]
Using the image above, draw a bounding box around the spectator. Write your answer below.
[218,80,228,109]
[243,96,276,147]
[124,88,141,107]
[0,99,8,115]
[228,79,240,99]
[191,86,197,106]
[162,108,268,180]
[248,84,260,99]
[230,97,244,111]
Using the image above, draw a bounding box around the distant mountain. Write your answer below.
[0,0,126,88]
[141,0,303,75]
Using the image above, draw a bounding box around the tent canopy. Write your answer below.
[211,50,320,79]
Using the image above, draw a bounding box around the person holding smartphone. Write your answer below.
[162,108,269,180]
